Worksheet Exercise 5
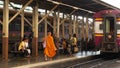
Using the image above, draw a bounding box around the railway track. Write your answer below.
[67,55,120,68]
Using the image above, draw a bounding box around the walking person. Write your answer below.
[44,32,57,61]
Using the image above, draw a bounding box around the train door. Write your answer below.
[102,16,117,53]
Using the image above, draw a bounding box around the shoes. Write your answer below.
[45,58,48,61]
[26,55,30,58]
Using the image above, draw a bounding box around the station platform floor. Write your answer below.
[0,51,100,68]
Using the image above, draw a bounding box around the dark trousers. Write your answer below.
[71,45,75,54]
[63,48,68,54]
[20,49,29,57]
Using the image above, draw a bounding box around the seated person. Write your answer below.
[18,37,31,57]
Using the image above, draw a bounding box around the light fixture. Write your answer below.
[47,0,60,5]
[72,7,79,10]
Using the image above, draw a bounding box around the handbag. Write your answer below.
[74,46,79,52]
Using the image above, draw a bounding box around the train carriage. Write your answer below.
[94,10,120,53]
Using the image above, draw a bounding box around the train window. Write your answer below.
[117,13,120,17]
[99,24,103,30]
[105,17,114,33]
[39,24,44,32]
[117,25,120,29]
[24,26,30,32]
[15,24,20,31]
[9,24,15,31]
[9,23,20,31]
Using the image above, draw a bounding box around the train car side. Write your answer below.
[94,10,120,54]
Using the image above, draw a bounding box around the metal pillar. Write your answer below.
[62,14,65,38]
[45,10,47,37]
[2,0,9,60]
[57,12,60,38]
[9,0,33,23]
[76,16,79,38]
[73,15,76,34]
[21,6,24,40]
[53,12,57,34]
[81,16,85,39]
[92,19,95,37]
[0,20,3,25]
[86,17,89,39]
[9,3,32,27]
[69,15,72,35]
[32,3,38,57]
[38,4,59,24]
[59,10,76,25]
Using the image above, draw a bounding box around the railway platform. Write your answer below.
[0,51,100,68]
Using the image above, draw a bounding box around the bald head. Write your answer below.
[48,32,52,36]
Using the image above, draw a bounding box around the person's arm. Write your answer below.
[18,42,24,51]
[74,38,77,46]
[52,37,57,51]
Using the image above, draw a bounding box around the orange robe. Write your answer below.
[44,35,56,58]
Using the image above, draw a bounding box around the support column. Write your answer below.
[69,15,72,35]
[32,3,38,57]
[62,13,65,38]
[73,15,76,34]
[2,0,9,60]
[76,16,79,38]
[21,7,24,40]
[81,16,85,39]
[38,5,58,24]
[53,12,57,34]
[57,12,60,38]
[86,16,89,39]
[45,10,47,37]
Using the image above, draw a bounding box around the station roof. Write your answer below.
[2,0,120,17]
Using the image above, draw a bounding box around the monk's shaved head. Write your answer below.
[48,32,51,35]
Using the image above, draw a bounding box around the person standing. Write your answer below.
[70,34,77,53]
[44,32,57,61]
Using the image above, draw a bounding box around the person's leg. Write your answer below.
[19,49,24,57]
[27,49,31,56]
[24,50,29,57]
[44,54,48,61]
[50,57,53,61]
[71,46,74,54]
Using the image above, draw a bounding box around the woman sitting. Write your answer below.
[18,37,31,57]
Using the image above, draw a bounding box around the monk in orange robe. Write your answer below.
[44,32,57,60]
